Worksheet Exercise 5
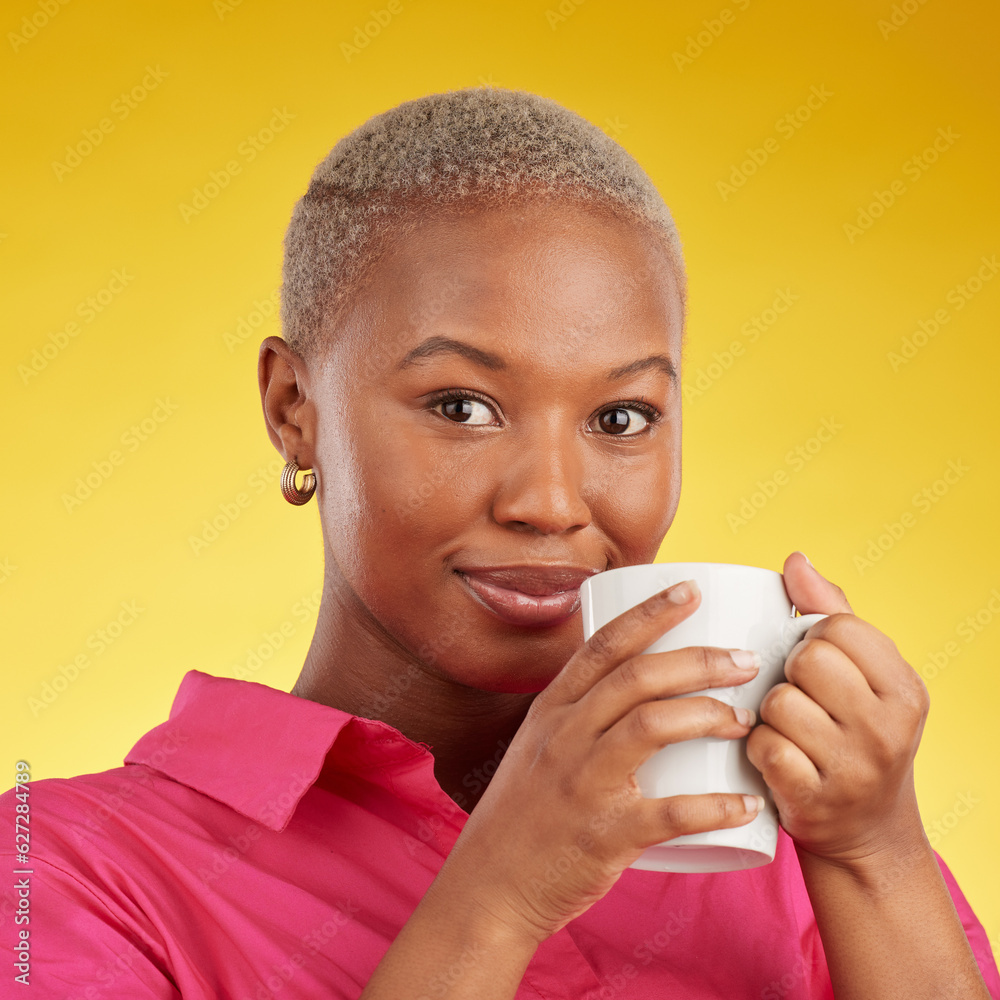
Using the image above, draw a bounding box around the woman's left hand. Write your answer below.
[746,551,932,865]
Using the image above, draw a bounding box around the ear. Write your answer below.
[257,336,317,468]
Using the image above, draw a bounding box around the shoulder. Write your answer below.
[0,764,220,879]
[0,763,247,937]
[1,772,189,997]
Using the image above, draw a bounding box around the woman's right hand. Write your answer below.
[440,577,765,946]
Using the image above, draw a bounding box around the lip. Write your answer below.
[454,564,600,628]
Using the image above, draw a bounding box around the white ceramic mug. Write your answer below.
[579,562,826,873]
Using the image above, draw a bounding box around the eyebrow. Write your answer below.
[397,335,678,384]
[397,336,506,372]
[604,354,678,385]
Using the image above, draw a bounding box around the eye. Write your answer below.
[430,392,497,425]
[590,402,659,437]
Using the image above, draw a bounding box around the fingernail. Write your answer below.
[743,794,766,814]
[667,579,700,604]
[798,551,812,566]
[729,649,760,671]
[735,707,756,727]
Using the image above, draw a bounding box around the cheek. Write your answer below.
[317,419,506,677]
[318,414,482,586]
[373,432,487,543]
[585,438,681,563]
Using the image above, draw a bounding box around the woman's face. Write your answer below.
[306,196,684,693]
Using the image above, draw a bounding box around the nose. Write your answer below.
[491,423,592,535]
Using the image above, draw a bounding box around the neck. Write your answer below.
[291,566,536,812]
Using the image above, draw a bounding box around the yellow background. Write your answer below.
[2,0,998,948]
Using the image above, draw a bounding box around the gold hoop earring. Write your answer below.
[280,459,316,505]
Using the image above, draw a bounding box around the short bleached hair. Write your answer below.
[281,86,686,360]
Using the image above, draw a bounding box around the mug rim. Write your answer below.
[587,562,782,583]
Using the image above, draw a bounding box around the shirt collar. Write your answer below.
[124,669,435,832]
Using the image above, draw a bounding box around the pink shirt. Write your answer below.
[3,669,997,999]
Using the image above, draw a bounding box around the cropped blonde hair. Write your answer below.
[281,86,686,359]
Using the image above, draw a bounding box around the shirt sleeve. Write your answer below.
[936,850,1000,998]
[3,852,181,999]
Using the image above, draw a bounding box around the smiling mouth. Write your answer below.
[454,565,598,628]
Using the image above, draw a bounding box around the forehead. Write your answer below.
[328,195,683,374]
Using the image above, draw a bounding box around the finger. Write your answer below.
[758,682,842,768]
[783,636,878,721]
[746,723,820,805]
[575,645,761,735]
[782,551,853,615]
[631,792,764,848]
[791,614,907,698]
[596,695,754,780]
[549,579,703,704]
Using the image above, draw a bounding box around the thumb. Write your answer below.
[782,551,853,615]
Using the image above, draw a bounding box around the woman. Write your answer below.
[5,87,997,999]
